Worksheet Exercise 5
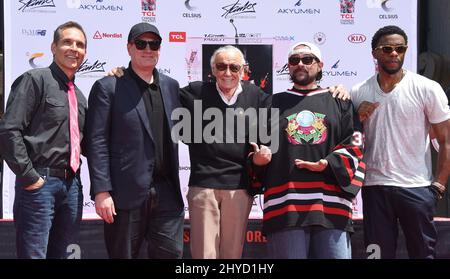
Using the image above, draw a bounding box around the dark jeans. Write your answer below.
[104,179,184,259]
[267,227,351,259]
[13,174,83,259]
[362,185,438,259]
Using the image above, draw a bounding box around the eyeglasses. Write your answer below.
[375,45,408,54]
[215,63,242,73]
[288,56,317,66]
[134,39,161,51]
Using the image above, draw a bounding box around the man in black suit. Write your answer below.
[85,23,184,259]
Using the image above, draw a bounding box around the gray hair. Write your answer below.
[209,45,245,72]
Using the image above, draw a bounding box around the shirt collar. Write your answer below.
[128,62,160,91]
[216,81,243,105]
[49,62,73,85]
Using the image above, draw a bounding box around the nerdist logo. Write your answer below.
[221,0,257,19]
[277,0,321,15]
[93,31,122,39]
[18,0,56,13]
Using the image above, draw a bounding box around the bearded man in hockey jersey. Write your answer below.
[252,42,365,259]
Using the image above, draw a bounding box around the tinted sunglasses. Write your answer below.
[215,63,242,73]
[134,39,161,51]
[288,56,317,66]
[375,45,408,54]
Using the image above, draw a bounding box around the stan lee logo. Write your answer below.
[18,0,55,12]
[221,0,257,18]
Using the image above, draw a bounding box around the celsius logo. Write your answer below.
[169,32,186,42]
[367,0,393,12]
[183,0,201,18]
[381,0,393,11]
[19,0,56,12]
[348,33,366,43]
[221,0,257,18]
[28,52,45,68]
[184,0,197,11]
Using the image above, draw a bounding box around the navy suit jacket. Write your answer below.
[85,68,182,210]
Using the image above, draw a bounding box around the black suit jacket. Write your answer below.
[85,68,182,210]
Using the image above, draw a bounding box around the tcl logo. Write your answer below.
[348,33,366,43]
[169,32,186,42]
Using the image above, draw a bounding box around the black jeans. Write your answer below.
[362,185,438,259]
[104,179,184,259]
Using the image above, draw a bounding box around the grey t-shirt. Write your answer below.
[350,70,450,187]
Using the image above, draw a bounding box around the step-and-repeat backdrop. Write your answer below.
[2,0,418,219]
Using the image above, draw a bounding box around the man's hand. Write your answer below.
[295,159,328,172]
[357,101,380,122]
[107,66,125,77]
[23,176,45,191]
[95,192,117,224]
[250,142,272,166]
[329,84,350,100]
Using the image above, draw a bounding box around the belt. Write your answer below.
[35,167,77,180]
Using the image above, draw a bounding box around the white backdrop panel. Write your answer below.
[2,0,418,219]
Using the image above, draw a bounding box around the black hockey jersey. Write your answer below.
[260,88,365,234]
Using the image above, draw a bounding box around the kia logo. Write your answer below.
[348,33,366,43]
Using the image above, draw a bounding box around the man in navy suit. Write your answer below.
[85,23,184,259]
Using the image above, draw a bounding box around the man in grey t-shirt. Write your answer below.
[350,25,450,259]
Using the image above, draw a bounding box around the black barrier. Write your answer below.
[2,219,450,259]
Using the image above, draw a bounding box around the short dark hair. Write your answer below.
[53,21,87,49]
[371,25,408,50]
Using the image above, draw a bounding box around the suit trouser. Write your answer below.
[104,180,184,259]
[362,185,438,259]
[187,187,253,259]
